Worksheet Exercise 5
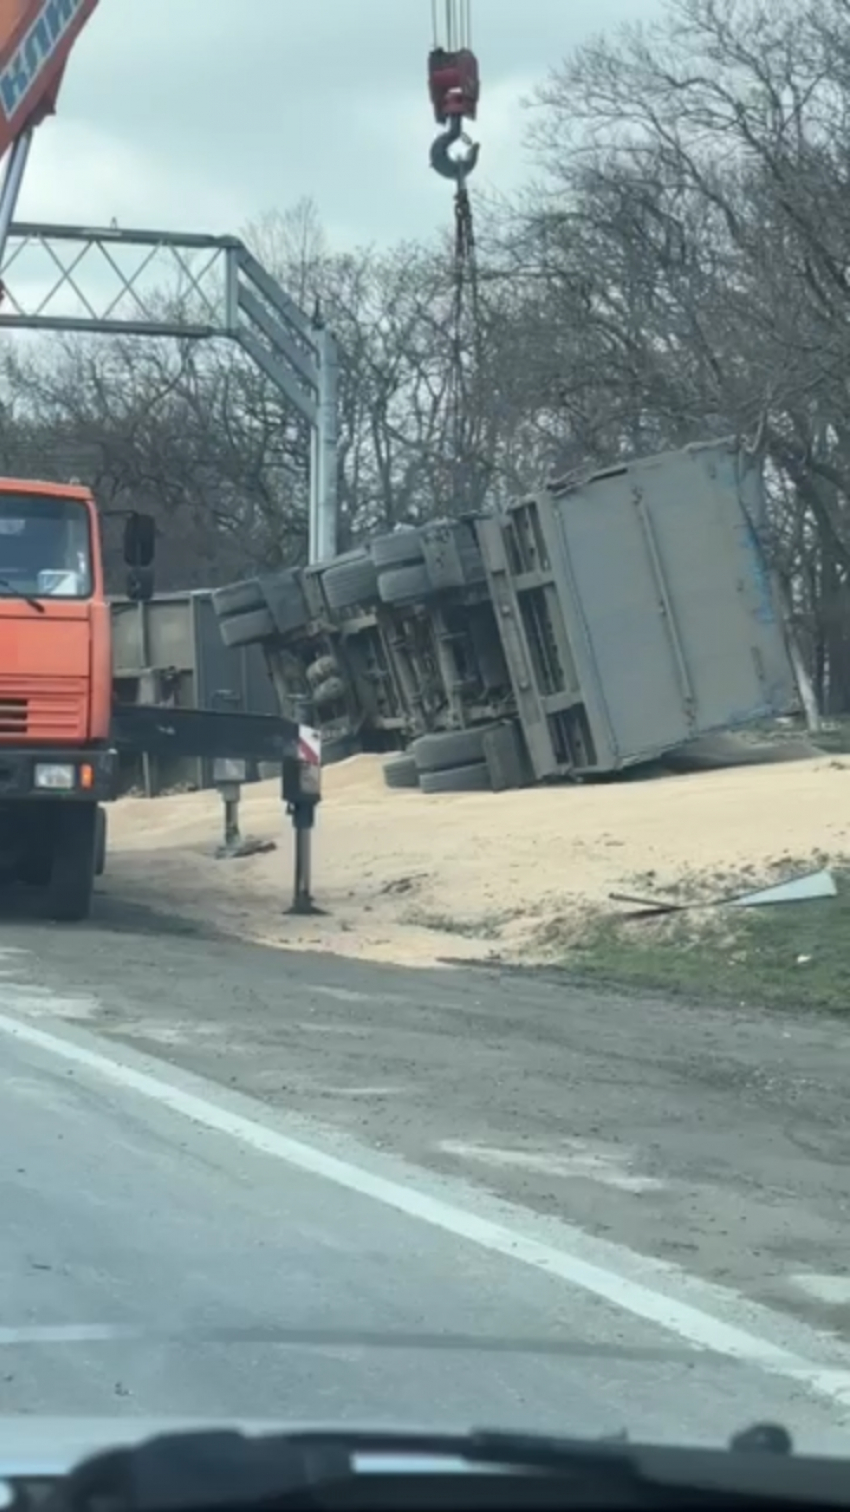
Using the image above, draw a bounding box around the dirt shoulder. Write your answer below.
[106,747,850,977]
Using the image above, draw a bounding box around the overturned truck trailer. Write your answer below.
[478,438,798,779]
[211,439,800,789]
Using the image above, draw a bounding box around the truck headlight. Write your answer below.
[34,763,76,791]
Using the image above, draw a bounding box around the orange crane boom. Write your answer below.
[0,0,99,267]
[0,0,98,151]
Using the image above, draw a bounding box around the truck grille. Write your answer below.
[0,678,88,741]
[0,696,26,734]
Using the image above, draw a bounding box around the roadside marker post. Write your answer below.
[282,726,325,915]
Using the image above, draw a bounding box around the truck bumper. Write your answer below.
[0,747,117,803]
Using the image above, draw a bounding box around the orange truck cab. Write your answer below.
[0,477,153,922]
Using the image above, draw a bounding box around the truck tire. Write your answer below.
[211,578,264,618]
[383,753,419,790]
[218,605,276,648]
[214,571,308,640]
[378,563,432,606]
[419,762,492,794]
[412,725,500,773]
[311,675,347,708]
[322,554,379,612]
[370,530,424,569]
[306,655,339,689]
[482,723,528,792]
[260,569,309,636]
[95,805,107,877]
[46,805,97,923]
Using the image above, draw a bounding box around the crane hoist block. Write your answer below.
[428,46,479,125]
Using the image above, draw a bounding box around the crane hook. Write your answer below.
[430,113,480,181]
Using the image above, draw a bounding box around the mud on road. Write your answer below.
[2,880,849,1347]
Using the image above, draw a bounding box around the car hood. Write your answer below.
[0,1418,496,1478]
[0,1418,282,1475]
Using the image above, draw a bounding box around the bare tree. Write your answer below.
[489,0,850,708]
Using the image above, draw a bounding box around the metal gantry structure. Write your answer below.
[0,221,339,562]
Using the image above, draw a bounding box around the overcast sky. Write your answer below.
[16,0,659,250]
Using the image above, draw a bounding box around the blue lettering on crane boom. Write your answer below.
[0,0,85,121]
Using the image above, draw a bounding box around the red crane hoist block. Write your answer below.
[428,46,479,126]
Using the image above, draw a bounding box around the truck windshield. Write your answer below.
[0,493,92,600]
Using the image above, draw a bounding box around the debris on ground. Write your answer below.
[214,836,277,862]
[610,867,838,918]
[106,746,850,970]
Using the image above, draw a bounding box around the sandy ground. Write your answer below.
[105,743,850,968]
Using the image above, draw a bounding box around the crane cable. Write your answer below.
[429,0,481,511]
[431,0,472,51]
[447,173,482,511]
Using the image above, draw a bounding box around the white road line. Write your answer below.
[2,1007,850,1412]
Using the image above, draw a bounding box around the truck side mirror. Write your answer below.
[123,512,155,568]
[126,565,154,602]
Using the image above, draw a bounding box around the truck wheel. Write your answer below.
[306,655,339,689]
[481,723,529,792]
[311,675,347,708]
[419,762,492,794]
[218,605,276,648]
[370,529,424,569]
[95,805,107,877]
[412,725,500,773]
[382,753,419,790]
[211,577,265,618]
[46,805,96,923]
[377,563,432,606]
[260,569,309,636]
[322,554,379,612]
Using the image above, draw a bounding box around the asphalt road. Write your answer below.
[3,889,850,1450]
